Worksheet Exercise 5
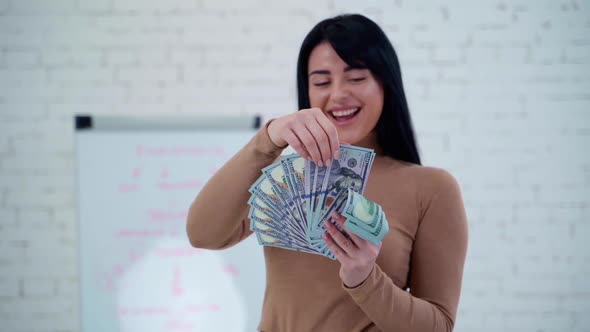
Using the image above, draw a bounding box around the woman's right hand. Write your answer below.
[267,108,339,167]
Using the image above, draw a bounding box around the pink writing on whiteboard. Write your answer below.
[223,263,240,277]
[155,247,202,257]
[172,266,183,296]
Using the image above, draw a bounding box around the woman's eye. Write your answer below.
[350,77,366,82]
[313,82,330,86]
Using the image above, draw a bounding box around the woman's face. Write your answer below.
[308,41,384,148]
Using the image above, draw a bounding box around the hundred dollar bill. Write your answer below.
[250,217,310,245]
[247,145,378,260]
[281,154,308,227]
[279,155,308,227]
[304,159,315,217]
[309,187,349,252]
[255,232,321,255]
[248,176,306,236]
[247,187,295,230]
[341,188,389,245]
[262,162,306,227]
[247,195,284,225]
[309,145,376,242]
[248,203,309,243]
[305,160,326,230]
[308,162,331,235]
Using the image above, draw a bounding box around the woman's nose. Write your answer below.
[330,81,352,100]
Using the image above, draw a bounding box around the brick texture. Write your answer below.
[0,0,589,331]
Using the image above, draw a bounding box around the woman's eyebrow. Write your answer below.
[344,66,366,72]
[309,66,366,76]
[309,70,330,77]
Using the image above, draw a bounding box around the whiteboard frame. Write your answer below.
[75,114,262,131]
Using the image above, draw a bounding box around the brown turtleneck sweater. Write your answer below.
[186,123,468,332]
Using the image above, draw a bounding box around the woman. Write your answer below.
[187,14,468,332]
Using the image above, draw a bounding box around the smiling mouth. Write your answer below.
[329,108,360,122]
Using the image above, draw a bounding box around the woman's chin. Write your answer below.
[340,133,378,150]
[336,133,357,146]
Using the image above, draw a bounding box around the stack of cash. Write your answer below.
[247,145,389,259]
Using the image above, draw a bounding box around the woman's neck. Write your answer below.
[352,131,382,155]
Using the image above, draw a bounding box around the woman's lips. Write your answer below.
[329,107,361,125]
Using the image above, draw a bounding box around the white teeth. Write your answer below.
[332,108,359,117]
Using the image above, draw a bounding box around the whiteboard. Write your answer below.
[75,115,265,332]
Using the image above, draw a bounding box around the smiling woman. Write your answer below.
[294,14,421,165]
[306,41,384,149]
[187,13,468,332]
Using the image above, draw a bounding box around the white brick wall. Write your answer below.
[0,0,588,331]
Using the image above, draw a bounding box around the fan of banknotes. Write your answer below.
[247,145,389,259]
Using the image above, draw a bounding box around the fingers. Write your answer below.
[295,123,325,165]
[305,120,333,166]
[296,108,338,165]
[314,113,339,160]
[324,219,357,256]
[281,129,311,160]
[322,231,348,261]
[331,211,369,250]
[269,108,339,165]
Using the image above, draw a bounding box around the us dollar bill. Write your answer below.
[342,188,389,245]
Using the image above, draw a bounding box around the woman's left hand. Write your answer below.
[323,211,382,288]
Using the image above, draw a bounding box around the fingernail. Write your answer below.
[318,160,324,167]
[334,150,340,160]
[325,159,331,167]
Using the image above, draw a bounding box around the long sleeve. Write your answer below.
[343,169,468,331]
[186,121,284,250]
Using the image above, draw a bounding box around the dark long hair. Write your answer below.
[296,14,421,165]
